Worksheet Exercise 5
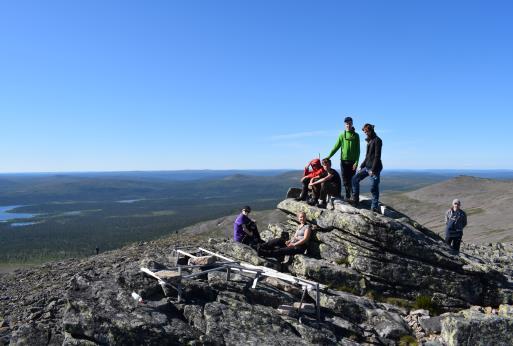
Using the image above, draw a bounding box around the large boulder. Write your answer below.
[441,308,513,346]
[277,198,513,308]
[289,255,365,294]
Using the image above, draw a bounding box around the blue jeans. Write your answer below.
[352,168,380,209]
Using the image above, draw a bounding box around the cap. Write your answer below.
[344,116,353,123]
[243,205,251,212]
[452,199,461,205]
[310,158,322,169]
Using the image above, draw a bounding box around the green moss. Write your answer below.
[364,290,383,301]
[327,283,359,295]
[399,335,418,346]
[414,295,440,315]
[334,257,349,266]
[384,297,415,310]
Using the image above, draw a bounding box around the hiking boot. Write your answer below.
[371,207,379,213]
[294,195,307,202]
[316,202,326,209]
[347,197,359,207]
[307,198,317,206]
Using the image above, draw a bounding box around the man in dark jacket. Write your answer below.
[349,123,383,212]
[445,199,467,253]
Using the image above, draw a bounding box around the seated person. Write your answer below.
[309,158,342,208]
[258,212,311,259]
[233,206,263,246]
[295,158,325,202]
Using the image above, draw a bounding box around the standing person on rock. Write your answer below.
[326,116,360,200]
[445,199,467,253]
[295,158,325,202]
[349,123,383,212]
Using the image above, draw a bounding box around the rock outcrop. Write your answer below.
[1,191,513,345]
[274,192,513,309]
[441,306,513,346]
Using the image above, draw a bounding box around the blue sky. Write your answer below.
[0,1,512,172]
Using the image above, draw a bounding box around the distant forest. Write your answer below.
[1,170,512,265]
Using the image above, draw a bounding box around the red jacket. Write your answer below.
[303,158,325,179]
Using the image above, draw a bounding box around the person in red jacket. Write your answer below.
[295,158,325,202]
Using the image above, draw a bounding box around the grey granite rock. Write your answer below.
[441,309,513,346]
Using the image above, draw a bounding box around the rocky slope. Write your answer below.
[1,191,513,345]
[382,176,513,243]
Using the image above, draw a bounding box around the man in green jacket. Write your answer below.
[326,116,360,199]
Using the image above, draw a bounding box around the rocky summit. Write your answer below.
[1,191,513,345]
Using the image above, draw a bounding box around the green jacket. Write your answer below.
[328,130,360,164]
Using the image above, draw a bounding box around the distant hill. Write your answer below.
[179,209,289,239]
[382,176,513,243]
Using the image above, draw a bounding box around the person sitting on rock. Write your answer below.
[445,199,467,253]
[258,212,311,260]
[295,158,325,202]
[309,158,342,208]
[233,206,263,247]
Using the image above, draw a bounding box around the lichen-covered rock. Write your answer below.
[278,198,513,308]
[289,255,364,294]
[207,239,282,270]
[441,309,513,346]
[366,308,411,340]
[498,304,513,317]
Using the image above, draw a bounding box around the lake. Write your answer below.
[0,205,36,222]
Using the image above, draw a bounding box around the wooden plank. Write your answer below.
[176,249,198,259]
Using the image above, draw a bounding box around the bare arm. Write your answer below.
[310,171,333,186]
[289,226,311,247]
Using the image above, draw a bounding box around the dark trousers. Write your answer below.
[260,237,286,250]
[445,230,462,253]
[445,235,462,253]
[300,178,312,199]
[316,181,341,203]
[341,160,356,198]
[259,238,306,258]
[241,231,264,248]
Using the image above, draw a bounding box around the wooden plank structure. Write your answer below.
[141,246,325,322]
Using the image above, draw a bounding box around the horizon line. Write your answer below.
[2,168,513,175]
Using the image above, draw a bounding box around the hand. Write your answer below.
[369,170,374,176]
[286,242,295,248]
[301,177,306,182]
[352,163,357,171]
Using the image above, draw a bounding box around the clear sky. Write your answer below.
[1,1,512,172]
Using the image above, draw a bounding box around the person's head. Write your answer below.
[242,206,251,215]
[452,199,461,210]
[310,158,322,170]
[322,158,332,169]
[344,116,353,130]
[362,123,375,137]
[297,211,306,223]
